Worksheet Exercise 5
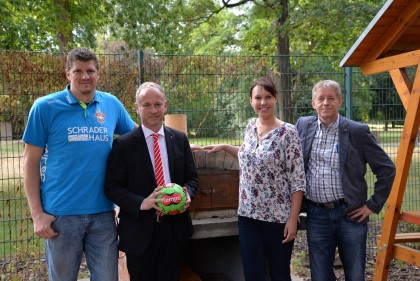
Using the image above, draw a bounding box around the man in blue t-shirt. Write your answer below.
[22,48,136,281]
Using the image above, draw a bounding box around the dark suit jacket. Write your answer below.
[296,115,395,214]
[104,126,198,255]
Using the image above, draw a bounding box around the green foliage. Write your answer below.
[288,0,384,56]
[369,73,405,126]
[1,0,390,125]
[240,13,278,55]
[291,248,310,278]
[0,51,65,135]
[1,248,48,281]
[0,50,139,136]
[0,0,114,51]
[140,53,267,138]
[187,11,244,54]
[0,2,47,50]
[2,50,381,138]
[1,0,388,56]
[109,0,190,53]
[169,0,386,57]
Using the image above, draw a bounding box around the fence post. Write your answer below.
[345,67,353,120]
[138,49,144,86]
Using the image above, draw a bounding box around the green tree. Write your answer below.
[171,0,385,56]
[186,10,243,54]
[1,0,386,55]
[177,0,295,120]
[109,0,192,53]
[0,0,114,51]
[0,0,389,126]
[163,0,384,121]
[288,0,384,56]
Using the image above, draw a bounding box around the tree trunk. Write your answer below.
[275,0,292,123]
[55,0,73,52]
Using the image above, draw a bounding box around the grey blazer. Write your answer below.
[296,115,395,214]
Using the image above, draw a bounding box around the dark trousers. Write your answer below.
[238,216,294,281]
[126,221,185,281]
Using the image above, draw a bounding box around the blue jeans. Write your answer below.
[238,216,294,281]
[46,211,118,281]
[306,203,367,281]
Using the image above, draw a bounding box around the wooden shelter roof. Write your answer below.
[340,0,420,67]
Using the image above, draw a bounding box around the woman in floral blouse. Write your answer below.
[204,77,306,281]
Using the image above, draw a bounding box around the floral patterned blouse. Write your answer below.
[237,118,306,223]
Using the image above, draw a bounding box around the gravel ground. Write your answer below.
[291,231,420,281]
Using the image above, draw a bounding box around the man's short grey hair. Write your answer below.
[312,80,342,100]
[135,82,166,103]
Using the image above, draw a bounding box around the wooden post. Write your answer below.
[373,64,420,280]
[165,114,188,135]
[0,121,13,140]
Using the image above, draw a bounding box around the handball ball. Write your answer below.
[156,183,186,215]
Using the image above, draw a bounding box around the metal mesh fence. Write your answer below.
[0,50,418,278]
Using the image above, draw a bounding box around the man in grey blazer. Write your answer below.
[296,80,395,281]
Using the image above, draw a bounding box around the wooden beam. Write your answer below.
[393,244,420,266]
[400,211,420,225]
[360,50,420,75]
[363,1,420,63]
[394,233,420,243]
[389,68,412,110]
[377,233,420,244]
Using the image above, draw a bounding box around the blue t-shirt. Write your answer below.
[23,85,135,215]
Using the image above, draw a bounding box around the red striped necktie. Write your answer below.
[152,133,165,187]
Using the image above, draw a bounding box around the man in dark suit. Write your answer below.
[296,80,395,281]
[104,82,198,281]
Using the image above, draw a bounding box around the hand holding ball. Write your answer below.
[156,183,187,215]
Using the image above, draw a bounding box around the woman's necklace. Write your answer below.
[257,124,273,137]
[256,119,282,138]
[257,127,268,137]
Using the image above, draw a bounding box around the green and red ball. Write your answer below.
[156,183,187,215]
